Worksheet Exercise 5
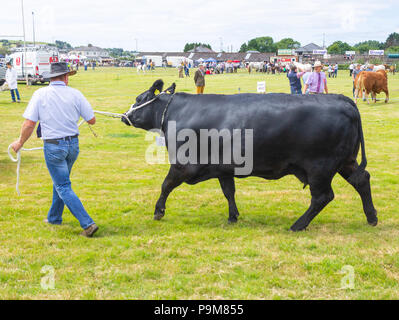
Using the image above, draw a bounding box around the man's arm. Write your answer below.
[303,84,309,94]
[11,119,37,153]
[324,79,328,94]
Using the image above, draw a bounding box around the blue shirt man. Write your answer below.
[11,62,99,237]
[287,66,303,94]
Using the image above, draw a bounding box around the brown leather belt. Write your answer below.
[44,134,79,145]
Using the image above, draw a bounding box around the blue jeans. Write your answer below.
[43,137,94,229]
[290,86,302,94]
[10,89,20,102]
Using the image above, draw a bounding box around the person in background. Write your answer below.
[303,61,328,94]
[349,63,354,77]
[6,61,20,103]
[10,62,99,237]
[352,63,362,98]
[328,64,332,78]
[178,63,184,78]
[84,60,88,71]
[184,63,190,77]
[302,64,312,94]
[334,63,339,78]
[287,65,304,94]
[194,64,205,94]
[92,61,96,70]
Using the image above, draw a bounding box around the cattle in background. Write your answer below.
[354,70,389,104]
[122,79,378,231]
[247,62,264,73]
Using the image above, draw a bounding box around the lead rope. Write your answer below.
[93,110,134,127]
[7,145,44,196]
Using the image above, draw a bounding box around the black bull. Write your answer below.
[123,80,377,231]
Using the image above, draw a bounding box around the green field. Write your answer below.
[0,67,399,299]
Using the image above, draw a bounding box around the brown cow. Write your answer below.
[354,70,389,104]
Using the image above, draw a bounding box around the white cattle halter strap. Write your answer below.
[127,92,167,114]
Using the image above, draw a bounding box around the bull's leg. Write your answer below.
[354,87,360,104]
[365,91,370,104]
[384,90,389,103]
[154,165,185,221]
[290,178,335,232]
[218,177,240,223]
[339,162,378,226]
[371,92,377,103]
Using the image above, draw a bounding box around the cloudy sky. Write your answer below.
[2,0,398,52]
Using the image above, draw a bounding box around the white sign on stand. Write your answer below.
[257,81,266,93]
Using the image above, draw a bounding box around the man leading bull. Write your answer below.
[10,62,99,237]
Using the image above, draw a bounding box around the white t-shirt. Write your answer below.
[23,81,94,139]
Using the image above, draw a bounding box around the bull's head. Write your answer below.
[122,79,165,130]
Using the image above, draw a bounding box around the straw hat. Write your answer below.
[314,61,323,68]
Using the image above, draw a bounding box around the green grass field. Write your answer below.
[0,67,399,299]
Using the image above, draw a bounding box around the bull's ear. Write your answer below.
[165,83,176,94]
[149,79,164,96]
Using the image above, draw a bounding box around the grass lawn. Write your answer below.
[0,67,399,299]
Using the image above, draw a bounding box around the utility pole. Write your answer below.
[32,11,36,47]
[21,0,29,85]
[323,33,326,49]
[134,38,138,52]
[219,37,223,52]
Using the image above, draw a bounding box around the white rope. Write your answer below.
[93,110,134,127]
[8,144,43,196]
[127,92,166,113]
[8,120,87,196]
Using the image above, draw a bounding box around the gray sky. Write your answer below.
[2,0,398,51]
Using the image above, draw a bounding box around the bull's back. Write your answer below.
[172,93,359,158]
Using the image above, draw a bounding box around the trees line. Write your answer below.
[238,33,399,54]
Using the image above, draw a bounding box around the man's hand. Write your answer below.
[87,117,96,125]
[11,140,23,153]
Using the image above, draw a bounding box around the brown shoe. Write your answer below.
[81,224,99,237]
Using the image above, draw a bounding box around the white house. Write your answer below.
[68,45,110,60]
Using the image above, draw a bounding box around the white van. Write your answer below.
[7,48,59,84]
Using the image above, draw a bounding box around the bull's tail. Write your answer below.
[346,98,367,171]
[357,113,367,171]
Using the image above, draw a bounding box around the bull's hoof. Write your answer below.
[228,216,238,224]
[368,217,378,227]
[154,209,165,221]
[290,223,307,232]
[154,213,164,221]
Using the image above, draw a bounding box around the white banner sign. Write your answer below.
[323,54,331,59]
[345,51,356,55]
[257,81,266,93]
[313,50,327,55]
[369,50,384,56]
